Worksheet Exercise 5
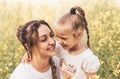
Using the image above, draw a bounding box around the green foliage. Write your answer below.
[86,1,120,79]
[0,0,120,79]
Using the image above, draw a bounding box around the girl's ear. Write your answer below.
[77,29,83,37]
[73,29,83,38]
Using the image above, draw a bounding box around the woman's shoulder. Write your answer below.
[12,63,27,72]
[10,63,28,79]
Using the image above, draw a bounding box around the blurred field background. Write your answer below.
[0,0,120,79]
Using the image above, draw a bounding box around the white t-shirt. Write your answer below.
[56,43,100,79]
[10,56,60,79]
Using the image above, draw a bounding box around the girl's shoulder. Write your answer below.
[83,48,100,64]
[82,48,100,73]
[82,48,95,57]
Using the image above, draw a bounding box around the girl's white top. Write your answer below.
[10,56,60,79]
[56,42,100,79]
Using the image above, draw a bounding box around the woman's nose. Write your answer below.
[48,37,55,45]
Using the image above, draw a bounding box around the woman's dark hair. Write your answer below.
[56,6,90,48]
[16,20,57,79]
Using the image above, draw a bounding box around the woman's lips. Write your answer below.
[47,46,55,52]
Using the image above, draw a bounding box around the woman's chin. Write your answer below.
[49,51,56,56]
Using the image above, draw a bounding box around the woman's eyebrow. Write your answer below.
[39,35,47,38]
[39,30,53,38]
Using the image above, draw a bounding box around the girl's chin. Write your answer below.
[62,46,69,50]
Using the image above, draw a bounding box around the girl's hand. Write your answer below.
[22,53,29,64]
[87,73,99,79]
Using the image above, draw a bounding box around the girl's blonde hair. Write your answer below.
[56,6,90,48]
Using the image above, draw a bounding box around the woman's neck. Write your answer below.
[30,55,50,73]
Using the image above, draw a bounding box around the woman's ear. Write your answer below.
[24,43,32,61]
[24,43,29,50]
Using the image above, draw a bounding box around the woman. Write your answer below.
[10,20,60,79]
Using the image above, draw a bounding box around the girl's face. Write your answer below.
[34,24,56,57]
[54,23,79,50]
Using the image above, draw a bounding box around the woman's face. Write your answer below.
[34,24,56,57]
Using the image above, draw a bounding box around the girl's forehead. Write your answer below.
[54,23,73,31]
[55,28,73,36]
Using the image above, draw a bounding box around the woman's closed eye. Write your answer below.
[39,36,47,42]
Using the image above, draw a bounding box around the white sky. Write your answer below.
[2,0,58,5]
[1,0,120,6]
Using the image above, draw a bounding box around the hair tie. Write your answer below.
[87,34,90,40]
[70,8,76,14]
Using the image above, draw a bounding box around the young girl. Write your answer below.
[10,20,60,79]
[22,6,100,79]
[54,6,100,79]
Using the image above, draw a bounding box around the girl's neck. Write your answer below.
[30,55,50,73]
[68,43,87,55]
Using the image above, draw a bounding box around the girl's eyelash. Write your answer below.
[50,33,54,37]
[56,35,67,40]
[61,37,67,40]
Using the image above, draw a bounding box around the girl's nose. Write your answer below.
[57,38,63,45]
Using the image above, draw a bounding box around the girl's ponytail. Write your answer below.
[70,6,90,48]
